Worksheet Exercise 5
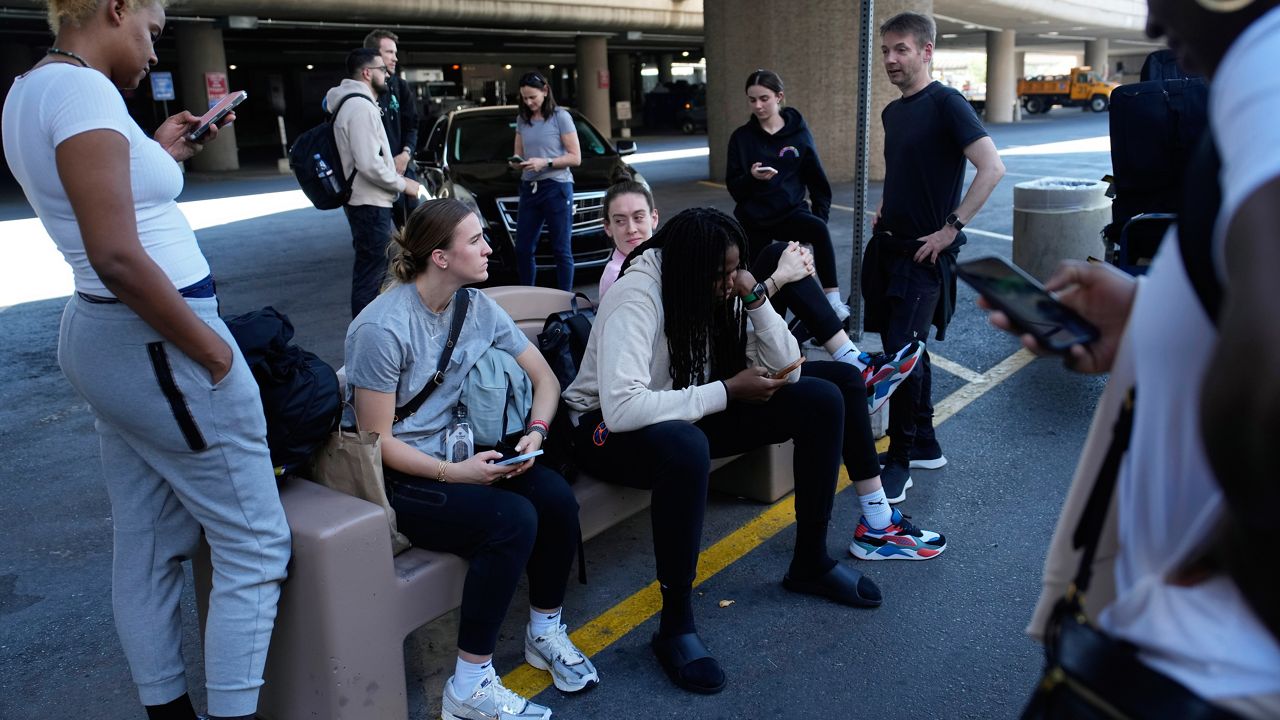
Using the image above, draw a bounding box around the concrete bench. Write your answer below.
[196,286,794,720]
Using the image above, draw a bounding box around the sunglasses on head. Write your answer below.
[520,72,547,87]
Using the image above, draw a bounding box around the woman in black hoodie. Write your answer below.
[726,69,845,319]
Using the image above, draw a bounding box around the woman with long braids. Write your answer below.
[564,207,884,695]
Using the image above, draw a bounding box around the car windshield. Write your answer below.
[449,112,612,164]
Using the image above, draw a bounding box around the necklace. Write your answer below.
[46,48,92,69]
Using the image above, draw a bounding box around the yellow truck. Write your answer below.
[1018,67,1118,114]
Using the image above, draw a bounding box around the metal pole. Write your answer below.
[850,0,874,341]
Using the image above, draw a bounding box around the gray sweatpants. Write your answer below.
[58,295,291,717]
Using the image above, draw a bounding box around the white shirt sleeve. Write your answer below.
[46,69,132,147]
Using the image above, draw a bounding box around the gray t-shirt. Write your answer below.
[344,283,529,459]
[517,107,576,184]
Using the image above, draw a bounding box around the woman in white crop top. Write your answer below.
[1,3,290,719]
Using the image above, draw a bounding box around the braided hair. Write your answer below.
[623,207,748,390]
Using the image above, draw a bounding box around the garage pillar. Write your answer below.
[985,29,1017,123]
[176,23,239,171]
[576,36,611,139]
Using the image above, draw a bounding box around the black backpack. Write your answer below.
[288,93,374,210]
[223,307,341,474]
[536,293,596,481]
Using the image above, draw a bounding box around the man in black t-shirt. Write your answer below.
[365,29,421,229]
[865,12,1005,502]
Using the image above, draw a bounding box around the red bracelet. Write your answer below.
[528,420,550,432]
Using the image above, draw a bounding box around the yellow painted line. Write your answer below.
[503,351,1035,697]
[698,180,726,189]
[930,352,987,385]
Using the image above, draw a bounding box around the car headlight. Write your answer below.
[442,182,490,228]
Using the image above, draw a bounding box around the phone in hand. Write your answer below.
[507,155,525,164]
[772,356,806,379]
[956,255,1100,353]
[187,90,247,142]
[493,449,544,466]
[757,166,778,174]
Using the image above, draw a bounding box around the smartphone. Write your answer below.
[772,356,806,379]
[493,449,544,466]
[757,166,778,174]
[956,255,1100,353]
[187,90,247,142]
[507,155,525,164]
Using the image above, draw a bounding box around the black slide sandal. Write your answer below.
[650,632,727,694]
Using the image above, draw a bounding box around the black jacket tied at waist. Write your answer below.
[860,229,964,342]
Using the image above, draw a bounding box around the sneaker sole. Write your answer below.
[524,646,600,693]
[877,455,948,470]
[884,477,912,504]
[849,539,947,561]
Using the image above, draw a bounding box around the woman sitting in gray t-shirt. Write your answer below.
[344,198,598,720]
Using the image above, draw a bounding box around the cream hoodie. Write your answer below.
[563,248,802,433]
[324,79,406,207]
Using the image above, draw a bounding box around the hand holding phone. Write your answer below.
[507,154,525,165]
[957,255,1099,354]
[772,356,806,379]
[187,90,247,142]
[493,449,544,467]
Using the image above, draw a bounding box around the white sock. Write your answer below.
[858,488,893,530]
[832,340,864,369]
[530,607,562,637]
[825,290,843,306]
[451,657,492,698]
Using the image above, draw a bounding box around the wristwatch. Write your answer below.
[402,146,412,155]
[546,158,554,170]
[742,281,768,305]
[945,213,965,232]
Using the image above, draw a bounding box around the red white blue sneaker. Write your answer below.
[849,507,947,561]
[860,341,924,415]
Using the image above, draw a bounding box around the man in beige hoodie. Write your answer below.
[326,48,420,317]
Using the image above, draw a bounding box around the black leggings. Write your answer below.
[385,463,580,656]
[751,241,845,345]
[740,208,839,289]
[882,262,941,457]
[571,377,843,595]
[801,361,880,483]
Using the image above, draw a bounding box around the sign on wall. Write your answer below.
[150,71,175,101]
[205,71,228,108]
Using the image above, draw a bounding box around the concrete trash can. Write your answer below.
[1012,177,1110,282]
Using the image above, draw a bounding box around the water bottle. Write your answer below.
[445,405,474,463]
[314,153,342,196]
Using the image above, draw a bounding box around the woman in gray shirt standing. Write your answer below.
[510,71,581,290]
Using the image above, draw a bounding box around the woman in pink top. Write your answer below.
[598,181,658,298]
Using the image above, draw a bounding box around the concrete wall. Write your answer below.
[707,0,934,183]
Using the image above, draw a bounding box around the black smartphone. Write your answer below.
[507,154,525,164]
[956,255,1099,353]
[187,90,247,142]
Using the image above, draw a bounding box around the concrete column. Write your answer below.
[657,53,674,86]
[1015,51,1027,80]
[608,52,634,133]
[175,23,239,171]
[1085,38,1109,78]
[575,36,611,138]
[985,29,1016,123]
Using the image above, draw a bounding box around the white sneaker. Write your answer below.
[441,666,551,720]
[828,295,852,322]
[524,623,600,693]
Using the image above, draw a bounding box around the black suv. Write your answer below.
[417,106,646,284]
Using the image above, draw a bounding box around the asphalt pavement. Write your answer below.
[0,106,1113,719]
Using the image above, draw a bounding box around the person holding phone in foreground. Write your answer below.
[346,199,597,720]
[980,1,1280,714]
[1,2,290,719]
[565,207,902,695]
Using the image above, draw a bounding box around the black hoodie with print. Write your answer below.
[726,106,832,227]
